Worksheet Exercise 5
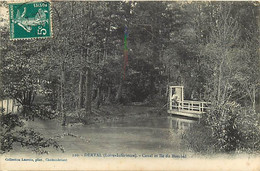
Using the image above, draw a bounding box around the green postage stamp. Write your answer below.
[9,1,52,40]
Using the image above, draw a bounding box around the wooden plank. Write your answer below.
[169,109,204,114]
[168,110,201,118]
[3,100,6,114]
[12,100,15,113]
[6,99,9,114]
[181,86,184,102]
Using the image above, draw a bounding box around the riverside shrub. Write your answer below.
[0,113,64,154]
[184,102,260,153]
[205,103,260,152]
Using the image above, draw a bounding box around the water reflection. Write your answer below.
[17,114,198,155]
[168,116,196,134]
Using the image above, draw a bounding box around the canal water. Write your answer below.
[9,112,197,156]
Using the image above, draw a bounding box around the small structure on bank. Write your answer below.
[0,98,20,115]
[168,86,210,118]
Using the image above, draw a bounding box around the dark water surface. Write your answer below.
[8,112,197,156]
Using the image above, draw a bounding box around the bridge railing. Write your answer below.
[170,100,211,113]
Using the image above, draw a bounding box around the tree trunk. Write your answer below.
[252,85,256,111]
[217,66,222,104]
[1,100,3,115]
[105,86,111,104]
[61,62,66,126]
[78,71,84,109]
[85,68,92,115]
[115,79,123,103]
[95,87,101,109]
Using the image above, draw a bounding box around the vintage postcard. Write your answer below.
[0,0,259,170]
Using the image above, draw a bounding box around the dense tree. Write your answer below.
[1,1,259,121]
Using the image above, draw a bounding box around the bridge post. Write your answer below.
[6,99,9,114]
[169,86,172,110]
[181,86,184,111]
[11,99,14,113]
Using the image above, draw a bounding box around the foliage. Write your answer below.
[32,105,59,120]
[2,1,257,110]
[0,113,64,154]
[204,103,260,152]
[183,123,215,154]
[0,112,23,131]
[184,103,260,153]
[181,1,260,153]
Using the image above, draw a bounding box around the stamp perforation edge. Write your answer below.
[8,0,53,40]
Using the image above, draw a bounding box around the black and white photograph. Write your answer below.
[0,0,259,170]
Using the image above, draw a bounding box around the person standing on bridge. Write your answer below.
[172,89,179,109]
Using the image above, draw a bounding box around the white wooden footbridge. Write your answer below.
[168,86,210,118]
